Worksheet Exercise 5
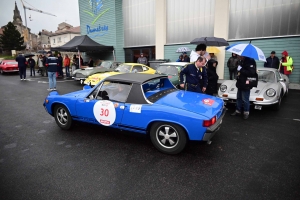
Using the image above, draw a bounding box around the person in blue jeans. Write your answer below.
[45,51,58,91]
[231,56,258,120]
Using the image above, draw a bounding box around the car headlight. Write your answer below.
[219,85,227,92]
[266,88,276,97]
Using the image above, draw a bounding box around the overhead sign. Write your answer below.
[84,0,110,38]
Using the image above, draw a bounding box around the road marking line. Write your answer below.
[293,119,300,121]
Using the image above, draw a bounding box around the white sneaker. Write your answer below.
[21,79,23,80]
[47,88,52,91]
[52,88,57,91]
[23,79,26,80]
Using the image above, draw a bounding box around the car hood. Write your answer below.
[154,90,224,118]
[226,80,274,96]
[62,89,92,98]
[89,71,121,79]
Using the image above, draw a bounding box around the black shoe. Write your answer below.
[231,111,241,116]
[243,114,249,120]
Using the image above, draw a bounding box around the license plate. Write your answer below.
[255,105,262,110]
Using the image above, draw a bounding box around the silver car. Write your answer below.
[218,68,289,110]
[72,61,122,84]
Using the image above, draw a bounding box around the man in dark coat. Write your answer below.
[16,53,27,80]
[57,53,63,78]
[227,53,239,80]
[179,56,207,93]
[231,56,258,120]
[46,51,58,91]
[264,51,280,69]
[28,56,36,76]
[206,59,219,95]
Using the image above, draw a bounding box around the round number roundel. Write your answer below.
[93,100,116,126]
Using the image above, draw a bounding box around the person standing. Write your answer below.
[16,53,27,80]
[42,54,48,77]
[227,53,239,80]
[72,54,77,73]
[64,55,71,78]
[176,55,183,62]
[264,51,280,69]
[182,52,190,62]
[189,44,211,63]
[88,57,94,67]
[45,51,58,91]
[280,50,293,77]
[28,56,36,77]
[179,56,208,93]
[206,59,219,96]
[231,56,258,120]
[137,53,148,65]
[57,53,63,78]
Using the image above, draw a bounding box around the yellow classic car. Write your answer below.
[84,63,156,86]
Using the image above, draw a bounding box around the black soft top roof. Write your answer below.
[105,73,168,84]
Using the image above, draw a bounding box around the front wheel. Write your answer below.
[0,69,4,74]
[273,95,281,111]
[54,104,73,130]
[150,122,187,154]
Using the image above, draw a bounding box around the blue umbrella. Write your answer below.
[225,43,266,62]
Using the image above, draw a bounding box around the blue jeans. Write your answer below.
[65,66,70,77]
[236,89,250,113]
[48,72,57,89]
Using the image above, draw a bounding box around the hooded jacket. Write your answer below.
[281,51,293,74]
[206,59,219,95]
[236,57,258,90]
[227,53,239,71]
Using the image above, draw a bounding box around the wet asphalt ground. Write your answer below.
[0,71,300,200]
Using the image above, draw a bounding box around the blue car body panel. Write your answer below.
[44,74,225,141]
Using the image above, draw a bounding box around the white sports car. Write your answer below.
[218,68,289,110]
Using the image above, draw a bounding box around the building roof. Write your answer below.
[50,26,80,36]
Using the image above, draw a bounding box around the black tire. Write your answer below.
[54,104,73,130]
[273,94,282,111]
[284,88,288,97]
[0,69,4,74]
[150,122,187,154]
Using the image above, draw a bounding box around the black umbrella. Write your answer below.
[37,50,47,54]
[24,53,35,58]
[190,37,229,46]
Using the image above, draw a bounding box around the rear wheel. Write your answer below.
[0,69,4,74]
[150,122,187,154]
[54,104,73,130]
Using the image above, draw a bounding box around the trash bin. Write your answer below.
[148,59,170,70]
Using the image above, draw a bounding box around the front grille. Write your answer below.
[75,73,86,78]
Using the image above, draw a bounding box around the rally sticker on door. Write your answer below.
[130,104,142,113]
[202,99,215,106]
[93,100,116,126]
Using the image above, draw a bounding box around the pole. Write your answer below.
[113,50,115,61]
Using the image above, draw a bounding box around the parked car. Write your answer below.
[218,68,289,110]
[43,73,226,154]
[155,62,189,88]
[0,60,19,74]
[84,63,156,86]
[72,61,122,84]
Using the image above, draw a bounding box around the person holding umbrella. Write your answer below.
[190,44,211,63]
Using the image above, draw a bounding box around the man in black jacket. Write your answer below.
[16,53,27,80]
[231,56,257,120]
[46,51,58,91]
[28,56,36,76]
[57,53,63,78]
[179,56,207,93]
[264,51,280,69]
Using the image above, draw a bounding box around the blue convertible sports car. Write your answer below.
[43,74,226,154]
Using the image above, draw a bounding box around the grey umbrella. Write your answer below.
[24,53,35,58]
[190,37,229,46]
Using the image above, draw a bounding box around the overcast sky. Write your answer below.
[0,0,80,34]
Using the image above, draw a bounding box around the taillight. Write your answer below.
[203,116,217,127]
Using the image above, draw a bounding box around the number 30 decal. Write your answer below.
[93,100,116,126]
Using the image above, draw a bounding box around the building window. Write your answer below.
[58,37,61,43]
[229,0,300,39]
[53,39,55,44]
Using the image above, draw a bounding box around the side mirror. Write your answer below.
[279,78,286,82]
[83,85,91,90]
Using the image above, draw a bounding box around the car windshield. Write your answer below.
[114,65,131,73]
[156,65,180,76]
[7,62,18,65]
[100,61,112,69]
[258,70,276,83]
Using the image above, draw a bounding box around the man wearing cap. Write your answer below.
[264,51,280,69]
[137,53,148,65]
[179,56,207,93]
[45,51,58,91]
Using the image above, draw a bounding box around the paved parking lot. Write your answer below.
[0,71,300,200]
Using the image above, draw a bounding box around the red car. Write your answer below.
[0,60,19,74]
